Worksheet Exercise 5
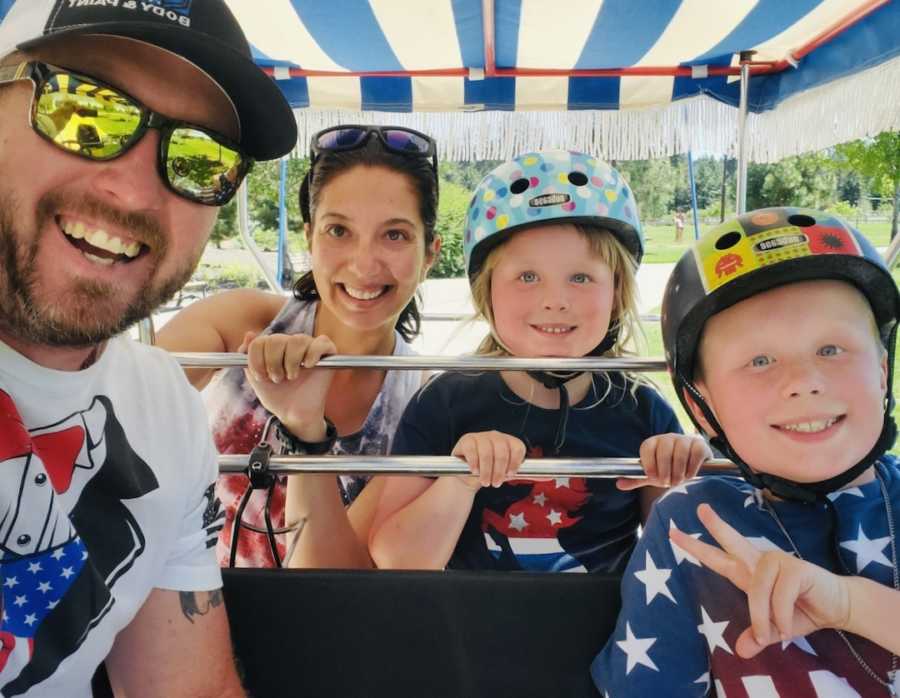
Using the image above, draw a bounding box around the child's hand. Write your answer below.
[670,503,851,658]
[242,332,337,440]
[451,431,527,489]
[617,433,711,491]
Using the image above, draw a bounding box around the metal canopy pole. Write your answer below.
[884,229,900,270]
[276,157,288,288]
[735,51,754,215]
[137,318,155,345]
[237,182,281,292]
[687,149,700,239]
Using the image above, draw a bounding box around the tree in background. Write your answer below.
[439,160,501,190]
[746,152,836,211]
[247,157,309,242]
[209,198,237,249]
[834,132,900,240]
[430,180,471,279]
[616,158,677,219]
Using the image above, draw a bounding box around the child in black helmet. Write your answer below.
[592,207,900,696]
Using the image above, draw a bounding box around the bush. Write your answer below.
[197,263,263,290]
[430,180,471,278]
[826,201,859,220]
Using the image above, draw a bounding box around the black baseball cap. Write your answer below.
[0,0,297,160]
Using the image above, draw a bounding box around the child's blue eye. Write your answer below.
[519,271,538,283]
[571,273,591,284]
[749,355,771,368]
[818,344,843,357]
[325,225,346,238]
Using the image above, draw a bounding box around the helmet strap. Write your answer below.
[591,322,619,356]
[526,370,580,455]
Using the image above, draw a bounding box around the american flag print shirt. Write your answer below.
[204,299,422,568]
[591,457,900,697]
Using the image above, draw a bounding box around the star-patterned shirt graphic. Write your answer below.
[592,457,900,697]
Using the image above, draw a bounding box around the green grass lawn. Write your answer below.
[642,220,893,264]
[638,267,900,455]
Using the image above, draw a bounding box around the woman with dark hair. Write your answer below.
[157,126,441,569]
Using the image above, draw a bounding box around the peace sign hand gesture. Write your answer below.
[669,503,851,659]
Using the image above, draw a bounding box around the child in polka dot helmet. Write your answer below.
[367,150,710,576]
[464,150,644,359]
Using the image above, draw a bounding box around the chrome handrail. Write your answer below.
[173,352,667,372]
[218,454,737,477]
[420,312,662,323]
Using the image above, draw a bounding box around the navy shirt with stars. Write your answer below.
[591,456,900,697]
[391,370,681,573]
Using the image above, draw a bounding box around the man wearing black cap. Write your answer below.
[0,1,296,696]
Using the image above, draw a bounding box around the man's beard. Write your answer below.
[0,189,199,347]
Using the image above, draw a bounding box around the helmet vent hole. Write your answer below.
[568,171,588,186]
[787,214,816,227]
[510,178,530,194]
[715,232,742,250]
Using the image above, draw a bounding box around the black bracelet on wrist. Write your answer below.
[273,417,337,455]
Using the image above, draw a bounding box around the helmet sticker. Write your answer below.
[692,210,863,294]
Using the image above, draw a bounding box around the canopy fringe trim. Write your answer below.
[290,56,899,163]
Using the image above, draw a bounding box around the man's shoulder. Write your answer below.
[104,337,197,399]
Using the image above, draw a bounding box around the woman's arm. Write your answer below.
[156,289,285,389]
[284,475,385,569]
[368,474,478,569]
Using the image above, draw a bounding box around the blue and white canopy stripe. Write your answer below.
[227,0,899,114]
[225,0,899,160]
[0,1,897,160]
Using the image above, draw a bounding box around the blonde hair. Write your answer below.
[469,223,645,363]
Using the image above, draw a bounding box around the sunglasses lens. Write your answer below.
[34,75,142,159]
[383,129,431,154]
[316,128,368,151]
[166,127,246,205]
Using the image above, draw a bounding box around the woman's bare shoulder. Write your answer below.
[157,288,290,353]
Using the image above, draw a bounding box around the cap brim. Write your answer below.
[19,23,297,161]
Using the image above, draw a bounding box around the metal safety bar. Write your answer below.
[420,312,662,323]
[173,353,668,372]
[218,454,738,478]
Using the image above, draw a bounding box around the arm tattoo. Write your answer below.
[179,589,224,624]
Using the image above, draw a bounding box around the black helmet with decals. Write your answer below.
[661,207,899,501]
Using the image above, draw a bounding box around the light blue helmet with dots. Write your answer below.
[463,150,643,279]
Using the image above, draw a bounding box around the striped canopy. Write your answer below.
[1,1,897,160]
[226,0,900,161]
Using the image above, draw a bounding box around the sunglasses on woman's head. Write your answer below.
[301,125,438,223]
[310,125,437,172]
[0,62,252,206]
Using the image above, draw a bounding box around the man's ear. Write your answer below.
[682,381,718,438]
